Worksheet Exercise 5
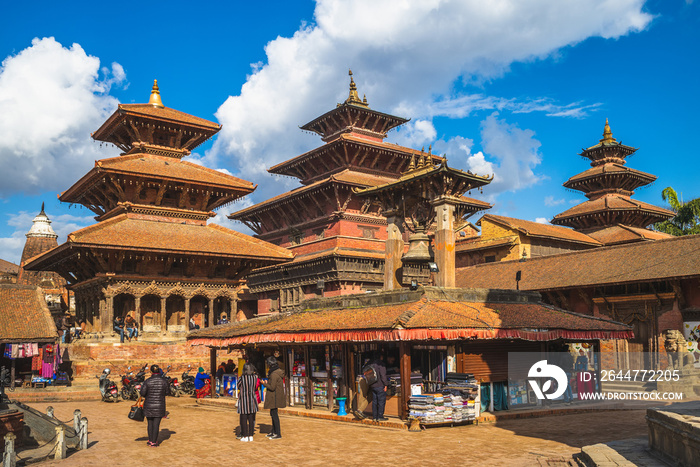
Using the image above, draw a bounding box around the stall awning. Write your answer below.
[188,294,633,347]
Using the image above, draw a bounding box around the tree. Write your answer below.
[653,187,700,236]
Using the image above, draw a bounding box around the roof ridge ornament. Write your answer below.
[149,80,165,108]
[600,118,615,144]
[344,70,369,108]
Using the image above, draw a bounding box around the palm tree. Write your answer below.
[653,187,700,236]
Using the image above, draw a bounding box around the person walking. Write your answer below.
[370,353,389,422]
[237,363,259,442]
[261,356,285,439]
[140,364,169,447]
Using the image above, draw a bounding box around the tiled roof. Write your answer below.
[480,214,601,245]
[230,169,395,219]
[583,224,673,246]
[455,234,700,291]
[0,259,19,275]
[564,163,656,186]
[0,285,58,343]
[456,236,516,253]
[30,215,293,261]
[268,134,442,175]
[188,292,631,345]
[60,154,255,203]
[99,155,254,189]
[117,104,220,130]
[553,194,674,222]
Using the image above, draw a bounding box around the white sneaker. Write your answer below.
[240,437,249,442]
[247,437,253,442]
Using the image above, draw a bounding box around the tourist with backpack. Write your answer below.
[368,353,389,422]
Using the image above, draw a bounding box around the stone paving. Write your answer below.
[27,398,652,466]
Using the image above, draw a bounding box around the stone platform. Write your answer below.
[647,401,700,466]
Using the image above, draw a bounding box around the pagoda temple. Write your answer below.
[230,72,492,313]
[25,81,292,340]
[552,119,674,244]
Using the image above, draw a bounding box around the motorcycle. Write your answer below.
[121,364,148,400]
[97,368,120,402]
[180,365,195,395]
[161,365,182,397]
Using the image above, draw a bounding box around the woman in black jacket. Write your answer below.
[140,365,169,447]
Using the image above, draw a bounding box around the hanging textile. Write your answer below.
[3,345,11,359]
[480,383,490,413]
[10,345,18,359]
[492,382,508,411]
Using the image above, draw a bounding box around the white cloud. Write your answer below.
[0,209,94,264]
[544,196,566,207]
[209,0,651,207]
[535,217,549,224]
[0,37,125,198]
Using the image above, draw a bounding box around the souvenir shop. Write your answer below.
[1,341,65,389]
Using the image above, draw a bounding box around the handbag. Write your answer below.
[128,396,144,422]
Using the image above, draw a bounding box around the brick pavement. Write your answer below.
[30,398,651,466]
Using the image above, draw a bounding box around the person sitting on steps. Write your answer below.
[125,312,139,341]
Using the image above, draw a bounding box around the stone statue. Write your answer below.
[664,329,695,370]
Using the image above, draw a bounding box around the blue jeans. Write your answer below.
[113,326,125,343]
[371,386,386,419]
[126,327,138,339]
[564,372,573,402]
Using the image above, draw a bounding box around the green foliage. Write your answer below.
[653,187,700,236]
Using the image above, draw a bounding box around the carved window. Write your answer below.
[484,255,496,263]
[360,226,378,239]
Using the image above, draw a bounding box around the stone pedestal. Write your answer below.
[647,401,700,466]
[0,410,23,453]
[657,368,700,399]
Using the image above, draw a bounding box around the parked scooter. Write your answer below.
[121,364,148,400]
[161,365,182,397]
[97,368,120,402]
[180,365,195,395]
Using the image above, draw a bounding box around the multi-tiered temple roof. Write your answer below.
[230,72,492,303]
[26,82,291,336]
[552,120,674,242]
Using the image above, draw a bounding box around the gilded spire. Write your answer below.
[40,202,45,215]
[408,155,416,171]
[149,80,165,108]
[600,118,615,144]
[344,70,369,107]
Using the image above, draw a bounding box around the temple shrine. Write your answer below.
[552,119,674,242]
[17,204,67,315]
[25,81,292,341]
[455,120,675,268]
[230,72,492,313]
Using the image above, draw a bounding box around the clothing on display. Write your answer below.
[408,373,480,425]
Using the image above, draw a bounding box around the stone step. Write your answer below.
[579,438,668,466]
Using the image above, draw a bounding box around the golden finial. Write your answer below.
[422,154,430,167]
[344,69,368,107]
[363,94,368,105]
[428,145,432,154]
[408,155,416,171]
[149,80,164,108]
[600,118,615,143]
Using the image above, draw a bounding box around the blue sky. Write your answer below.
[1,0,698,264]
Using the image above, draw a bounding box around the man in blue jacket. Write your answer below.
[370,353,389,422]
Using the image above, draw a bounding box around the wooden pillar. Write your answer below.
[100,296,111,333]
[399,341,411,420]
[207,298,214,328]
[229,298,237,321]
[184,299,190,326]
[432,200,456,288]
[134,296,141,330]
[209,347,217,399]
[384,211,404,290]
[160,297,167,334]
